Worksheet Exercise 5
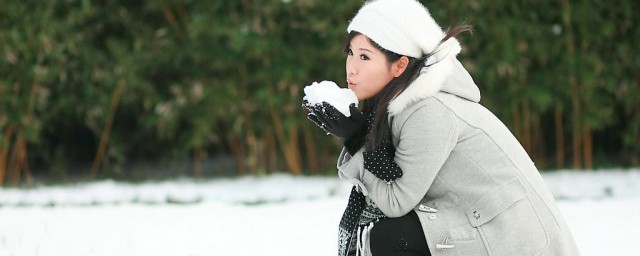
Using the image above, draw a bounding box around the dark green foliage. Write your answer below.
[0,0,638,183]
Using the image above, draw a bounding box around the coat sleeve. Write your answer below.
[337,98,458,217]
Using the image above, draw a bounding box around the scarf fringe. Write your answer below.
[356,222,375,256]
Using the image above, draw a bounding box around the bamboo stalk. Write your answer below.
[161,4,185,40]
[288,125,303,173]
[562,0,582,170]
[8,136,25,186]
[634,137,640,166]
[532,114,544,167]
[246,129,257,175]
[193,148,203,179]
[0,83,4,185]
[0,126,13,186]
[321,148,333,173]
[176,3,189,25]
[555,107,565,169]
[228,137,245,176]
[583,125,593,169]
[20,139,31,184]
[8,80,40,185]
[4,83,20,186]
[270,109,302,175]
[91,79,126,178]
[570,87,582,169]
[0,79,15,186]
[266,128,277,172]
[270,109,288,171]
[512,105,522,142]
[256,131,269,174]
[13,138,31,186]
[7,139,18,185]
[523,100,532,154]
[258,136,267,174]
[303,128,319,174]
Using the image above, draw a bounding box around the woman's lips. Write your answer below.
[347,82,356,89]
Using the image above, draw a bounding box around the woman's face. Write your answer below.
[345,34,396,101]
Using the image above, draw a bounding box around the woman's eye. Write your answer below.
[346,49,353,56]
[360,54,369,60]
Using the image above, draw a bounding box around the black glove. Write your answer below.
[306,102,368,154]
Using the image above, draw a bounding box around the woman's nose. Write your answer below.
[346,58,357,77]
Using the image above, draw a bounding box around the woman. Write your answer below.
[304,0,580,255]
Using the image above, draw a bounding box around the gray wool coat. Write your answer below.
[337,57,581,255]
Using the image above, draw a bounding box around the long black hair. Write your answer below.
[344,24,471,151]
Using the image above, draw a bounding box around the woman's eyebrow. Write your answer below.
[358,48,373,53]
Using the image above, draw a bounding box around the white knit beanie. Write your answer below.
[347,0,464,115]
[348,0,462,58]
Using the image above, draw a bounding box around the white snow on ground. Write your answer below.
[1,169,639,255]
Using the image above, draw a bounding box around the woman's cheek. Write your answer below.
[353,89,365,101]
[350,88,366,101]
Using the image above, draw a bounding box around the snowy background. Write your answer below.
[1,169,639,256]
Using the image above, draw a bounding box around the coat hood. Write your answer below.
[387,50,480,117]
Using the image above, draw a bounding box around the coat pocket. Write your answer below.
[466,178,549,256]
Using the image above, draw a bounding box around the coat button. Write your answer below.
[428,214,436,220]
[473,211,481,220]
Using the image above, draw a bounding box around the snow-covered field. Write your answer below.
[1,169,639,256]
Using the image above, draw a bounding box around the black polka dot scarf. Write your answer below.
[338,105,404,256]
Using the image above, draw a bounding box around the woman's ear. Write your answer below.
[392,56,410,77]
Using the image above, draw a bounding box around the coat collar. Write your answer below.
[387,38,481,117]
[388,38,460,117]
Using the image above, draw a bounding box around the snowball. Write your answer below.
[303,81,358,117]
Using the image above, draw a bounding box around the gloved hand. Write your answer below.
[307,102,366,139]
[306,102,368,154]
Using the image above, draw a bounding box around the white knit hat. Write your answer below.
[347,0,465,116]
[347,0,460,59]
